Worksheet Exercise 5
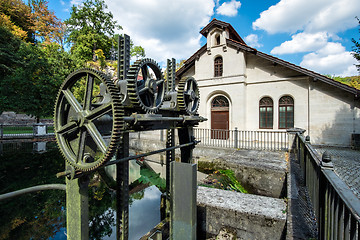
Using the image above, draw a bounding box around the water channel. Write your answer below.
[0,141,164,240]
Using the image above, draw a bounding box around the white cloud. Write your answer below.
[105,0,215,66]
[271,32,331,55]
[244,34,262,48]
[253,0,360,34]
[70,0,83,7]
[300,42,358,76]
[216,0,241,17]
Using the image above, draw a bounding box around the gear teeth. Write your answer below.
[126,58,165,114]
[177,77,200,115]
[54,68,125,172]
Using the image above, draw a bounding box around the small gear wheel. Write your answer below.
[177,77,200,115]
[127,58,165,113]
[54,68,124,172]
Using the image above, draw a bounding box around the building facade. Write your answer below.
[176,19,360,146]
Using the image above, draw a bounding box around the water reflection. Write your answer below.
[102,186,162,240]
[0,141,165,240]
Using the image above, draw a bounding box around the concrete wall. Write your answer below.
[197,187,286,239]
[308,80,360,146]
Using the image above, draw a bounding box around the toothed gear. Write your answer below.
[127,58,165,113]
[177,77,200,115]
[54,68,124,172]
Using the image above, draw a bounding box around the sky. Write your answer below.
[48,0,360,77]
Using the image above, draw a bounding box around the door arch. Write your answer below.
[211,95,229,139]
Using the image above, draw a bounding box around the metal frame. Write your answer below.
[295,133,360,239]
[60,36,204,239]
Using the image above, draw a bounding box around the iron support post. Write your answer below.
[116,132,130,240]
[66,172,90,240]
[234,127,238,148]
[178,126,194,163]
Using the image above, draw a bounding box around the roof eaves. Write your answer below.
[176,45,207,78]
[227,38,359,95]
[255,51,359,95]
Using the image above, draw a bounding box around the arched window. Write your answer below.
[259,97,273,129]
[279,96,294,129]
[211,96,229,139]
[212,96,229,109]
[214,56,223,77]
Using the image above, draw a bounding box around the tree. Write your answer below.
[352,17,360,73]
[0,33,76,120]
[131,45,145,59]
[29,0,63,45]
[65,0,121,62]
[0,0,33,41]
[0,26,23,74]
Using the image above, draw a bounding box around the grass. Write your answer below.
[1,126,33,134]
[0,125,54,134]
[200,168,248,193]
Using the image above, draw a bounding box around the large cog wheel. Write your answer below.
[54,68,124,172]
[177,77,200,115]
[127,58,165,113]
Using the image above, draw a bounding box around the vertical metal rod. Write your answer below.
[116,132,130,240]
[325,183,330,239]
[319,172,326,239]
[166,129,175,198]
[330,186,335,240]
[338,200,344,240]
[334,194,339,239]
[350,214,356,240]
[234,128,238,148]
[344,207,350,240]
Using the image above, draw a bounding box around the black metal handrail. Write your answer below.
[296,133,360,239]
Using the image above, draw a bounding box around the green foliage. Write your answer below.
[137,167,166,192]
[130,45,145,59]
[0,0,63,44]
[218,169,248,193]
[0,33,76,119]
[0,26,22,74]
[201,169,248,193]
[326,75,360,89]
[352,17,360,73]
[65,0,121,62]
[95,49,107,69]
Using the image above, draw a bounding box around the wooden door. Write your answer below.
[211,110,229,139]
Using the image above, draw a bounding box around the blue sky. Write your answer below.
[48,0,360,76]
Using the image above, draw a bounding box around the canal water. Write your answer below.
[0,141,164,240]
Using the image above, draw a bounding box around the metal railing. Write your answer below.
[194,128,289,151]
[295,133,360,239]
[0,124,54,139]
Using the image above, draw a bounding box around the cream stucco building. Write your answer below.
[176,19,360,146]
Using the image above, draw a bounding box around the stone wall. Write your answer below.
[197,186,287,239]
[0,112,53,125]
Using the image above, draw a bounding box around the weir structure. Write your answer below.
[54,35,205,239]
